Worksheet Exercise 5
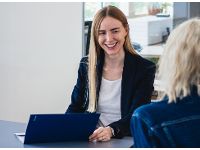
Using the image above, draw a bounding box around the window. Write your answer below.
[84,2,102,21]
[104,2,129,16]
[84,2,173,21]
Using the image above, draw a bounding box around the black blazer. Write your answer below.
[66,50,156,138]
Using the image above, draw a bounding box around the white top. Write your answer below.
[96,77,122,128]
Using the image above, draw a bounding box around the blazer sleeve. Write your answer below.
[108,62,156,138]
[65,58,88,113]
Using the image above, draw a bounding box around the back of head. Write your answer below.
[158,18,200,102]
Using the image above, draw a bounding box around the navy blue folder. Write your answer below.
[24,113,100,144]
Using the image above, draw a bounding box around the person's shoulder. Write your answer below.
[132,99,170,128]
[80,56,89,64]
[78,56,89,73]
[133,99,169,125]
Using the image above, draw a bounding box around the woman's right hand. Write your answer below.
[89,126,112,142]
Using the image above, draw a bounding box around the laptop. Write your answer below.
[15,113,100,144]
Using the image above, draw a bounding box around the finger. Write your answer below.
[91,130,105,142]
[95,127,104,133]
[95,132,105,141]
[96,132,107,142]
[96,135,104,142]
[97,135,110,142]
[89,128,103,141]
[102,136,107,141]
[89,131,97,139]
[96,128,111,142]
[89,131,98,141]
[102,135,111,142]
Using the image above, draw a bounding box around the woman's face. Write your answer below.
[98,16,128,57]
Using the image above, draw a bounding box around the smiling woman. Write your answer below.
[98,16,128,57]
[66,5,156,142]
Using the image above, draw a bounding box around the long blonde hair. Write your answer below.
[87,5,138,112]
[158,18,200,103]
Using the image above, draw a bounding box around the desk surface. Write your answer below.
[0,120,133,148]
[137,43,164,58]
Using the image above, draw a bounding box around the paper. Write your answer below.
[15,132,25,143]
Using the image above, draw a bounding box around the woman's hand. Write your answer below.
[89,126,112,142]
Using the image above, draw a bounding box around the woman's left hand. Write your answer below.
[89,126,112,142]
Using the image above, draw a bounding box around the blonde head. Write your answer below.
[158,18,200,102]
[88,5,138,112]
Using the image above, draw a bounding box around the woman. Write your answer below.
[131,18,200,148]
[66,5,156,142]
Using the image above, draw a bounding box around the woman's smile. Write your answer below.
[104,42,118,49]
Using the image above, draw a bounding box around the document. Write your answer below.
[14,132,25,143]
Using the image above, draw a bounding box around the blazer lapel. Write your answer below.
[121,51,137,117]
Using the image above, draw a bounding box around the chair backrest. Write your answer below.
[84,21,92,56]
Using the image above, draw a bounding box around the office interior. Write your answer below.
[0,2,200,124]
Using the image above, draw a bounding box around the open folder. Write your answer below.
[15,113,100,144]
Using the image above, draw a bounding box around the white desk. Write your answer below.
[137,43,164,58]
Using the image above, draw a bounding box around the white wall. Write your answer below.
[0,2,83,123]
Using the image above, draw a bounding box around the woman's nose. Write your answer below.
[106,32,113,41]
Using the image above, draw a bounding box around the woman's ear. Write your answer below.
[124,24,129,36]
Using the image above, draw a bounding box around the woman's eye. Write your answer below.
[112,30,118,34]
[99,32,106,35]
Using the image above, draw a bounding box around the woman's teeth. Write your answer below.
[106,43,117,47]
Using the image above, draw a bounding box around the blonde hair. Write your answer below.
[87,5,138,112]
[158,18,200,103]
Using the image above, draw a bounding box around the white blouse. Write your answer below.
[96,77,122,128]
